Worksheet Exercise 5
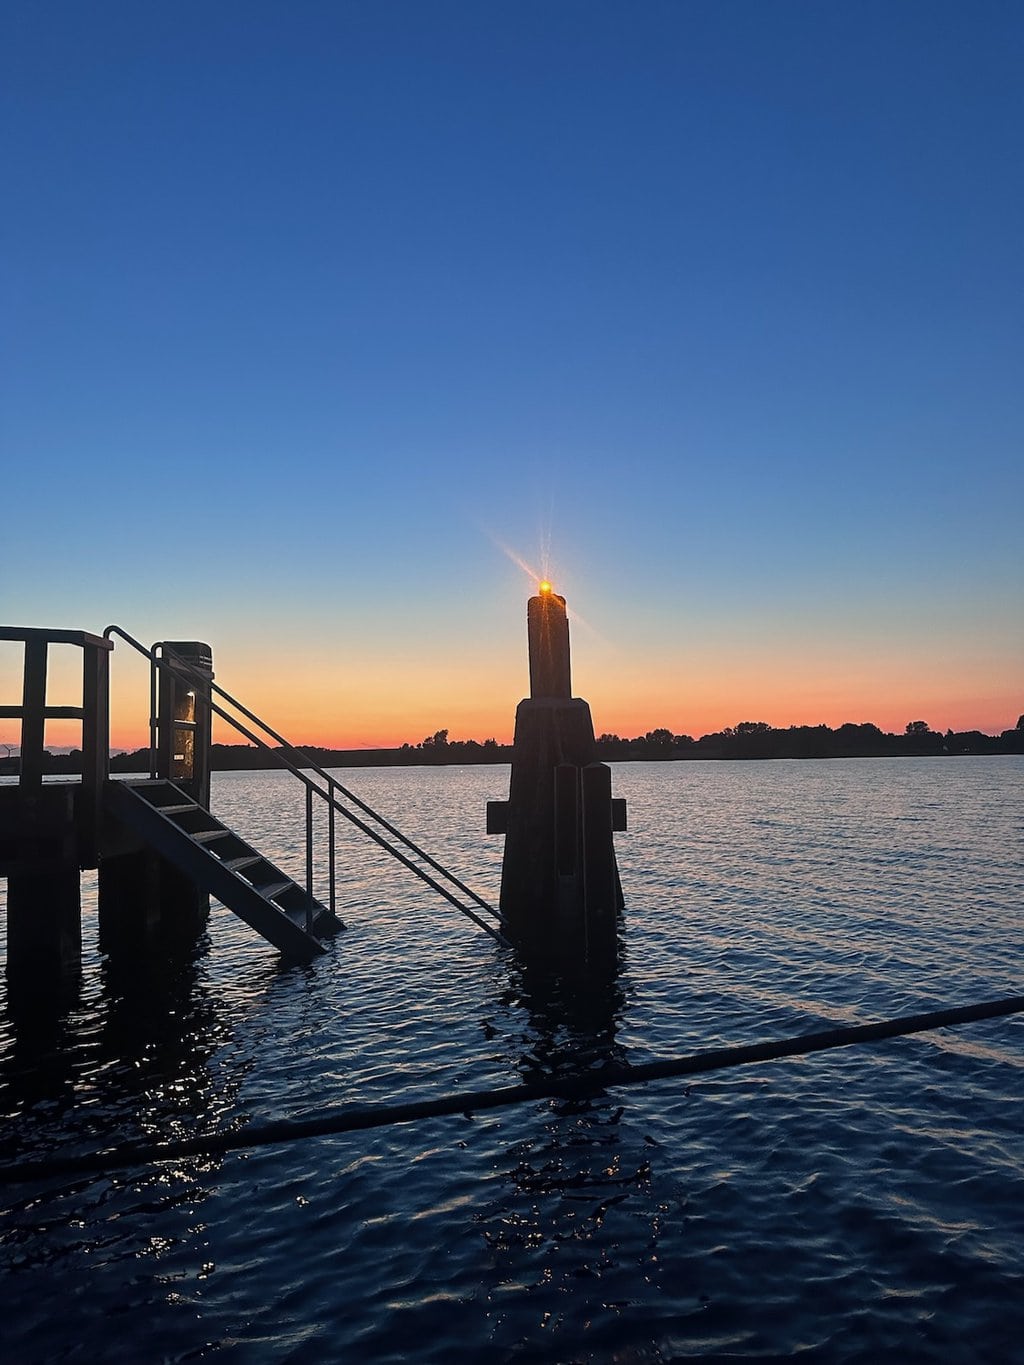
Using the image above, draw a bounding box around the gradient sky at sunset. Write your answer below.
[3,2,1021,750]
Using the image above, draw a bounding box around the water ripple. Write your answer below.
[1,756,1021,1361]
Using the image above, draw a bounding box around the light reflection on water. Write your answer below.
[1,757,1022,1362]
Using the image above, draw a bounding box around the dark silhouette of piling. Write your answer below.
[99,641,213,947]
[488,585,624,965]
[528,587,572,699]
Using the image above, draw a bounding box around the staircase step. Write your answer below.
[130,782,185,800]
[222,854,263,872]
[168,812,220,831]
[103,778,337,959]
[256,880,293,901]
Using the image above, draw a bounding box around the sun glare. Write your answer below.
[483,530,552,589]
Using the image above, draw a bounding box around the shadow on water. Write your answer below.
[0,923,245,1175]
[96,932,230,1119]
[0,925,254,1350]
[473,944,672,1346]
[500,945,628,1081]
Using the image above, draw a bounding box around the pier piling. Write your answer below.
[98,641,214,948]
[488,586,625,964]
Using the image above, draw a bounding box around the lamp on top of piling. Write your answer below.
[487,581,626,967]
[528,581,571,700]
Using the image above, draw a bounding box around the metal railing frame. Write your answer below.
[103,625,508,945]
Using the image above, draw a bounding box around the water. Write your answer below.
[1,757,1022,1362]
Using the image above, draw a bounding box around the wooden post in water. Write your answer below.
[98,641,213,947]
[487,585,625,964]
[4,792,83,1008]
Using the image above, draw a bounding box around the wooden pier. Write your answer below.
[0,626,342,1003]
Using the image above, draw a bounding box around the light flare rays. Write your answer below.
[488,532,545,588]
[482,528,616,653]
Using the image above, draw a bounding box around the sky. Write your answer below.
[3,1,1022,751]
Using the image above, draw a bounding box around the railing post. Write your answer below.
[20,637,48,792]
[305,783,314,934]
[148,650,159,778]
[328,778,337,921]
[79,638,111,867]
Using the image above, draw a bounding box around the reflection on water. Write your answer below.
[1,757,1022,1362]
[480,959,665,1345]
[0,907,247,1320]
[501,955,626,1079]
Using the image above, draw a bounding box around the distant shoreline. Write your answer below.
[4,720,1021,778]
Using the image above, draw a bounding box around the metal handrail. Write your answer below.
[150,641,507,935]
[153,644,504,924]
[103,625,508,945]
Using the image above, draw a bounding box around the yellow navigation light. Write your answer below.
[539,580,553,595]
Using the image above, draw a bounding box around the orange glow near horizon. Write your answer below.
[48,702,1024,755]
[98,695,1022,753]
[93,653,1021,753]
[4,605,1018,758]
[4,626,1015,754]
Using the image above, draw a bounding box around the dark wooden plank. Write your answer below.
[20,638,48,791]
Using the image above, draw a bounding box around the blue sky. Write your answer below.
[3,2,1021,745]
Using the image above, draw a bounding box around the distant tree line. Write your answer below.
[592,717,1024,762]
[105,735,516,772]
[396,728,508,764]
[3,716,1021,777]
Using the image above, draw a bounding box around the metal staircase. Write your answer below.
[100,625,508,954]
[104,779,342,958]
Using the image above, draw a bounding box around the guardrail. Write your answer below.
[103,625,507,944]
[0,626,112,865]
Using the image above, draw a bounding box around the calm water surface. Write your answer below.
[1,758,1022,1362]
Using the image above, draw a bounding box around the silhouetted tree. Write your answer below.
[645,728,673,745]
[945,729,991,754]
